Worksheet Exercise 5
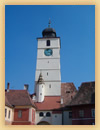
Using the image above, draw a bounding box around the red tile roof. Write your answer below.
[5,96,13,108]
[35,96,61,110]
[5,81,95,110]
[69,81,95,106]
[61,83,77,107]
[5,90,35,108]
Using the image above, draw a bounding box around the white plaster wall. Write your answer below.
[63,111,72,125]
[32,95,37,102]
[44,82,61,96]
[35,37,61,96]
[36,59,60,70]
[52,113,62,125]
[37,48,60,59]
[29,107,35,123]
[38,38,60,49]
[36,84,45,102]
[5,106,14,122]
[35,82,61,96]
[35,70,61,81]
[35,111,52,125]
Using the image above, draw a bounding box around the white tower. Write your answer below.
[36,72,45,102]
[35,21,61,96]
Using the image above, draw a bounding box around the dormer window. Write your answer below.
[66,91,70,93]
[47,40,50,46]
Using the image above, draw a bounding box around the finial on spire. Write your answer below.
[48,18,51,28]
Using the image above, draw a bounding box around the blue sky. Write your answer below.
[5,5,95,94]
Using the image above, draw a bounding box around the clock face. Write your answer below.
[44,49,53,56]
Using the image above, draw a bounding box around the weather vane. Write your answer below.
[48,18,51,28]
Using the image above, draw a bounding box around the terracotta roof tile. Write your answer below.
[69,81,95,106]
[5,90,36,107]
[5,95,13,108]
[61,83,77,107]
[35,96,61,110]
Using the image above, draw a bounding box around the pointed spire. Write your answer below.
[37,72,44,84]
[48,18,51,28]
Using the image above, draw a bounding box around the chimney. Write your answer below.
[24,84,29,91]
[7,82,10,92]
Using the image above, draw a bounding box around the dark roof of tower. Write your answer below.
[42,27,56,38]
[42,20,56,38]
[37,72,44,84]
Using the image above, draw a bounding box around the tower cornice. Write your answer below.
[37,37,60,40]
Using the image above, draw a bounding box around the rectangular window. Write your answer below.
[79,110,84,117]
[32,109,34,121]
[47,40,50,46]
[5,109,7,117]
[8,110,10,119]
[55,115,57,118]
[49,84,51,88]
[18,110,22,118]
[92,109,95,117]
[69,111,72,118]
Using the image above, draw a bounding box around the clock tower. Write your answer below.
[35,21,61,97]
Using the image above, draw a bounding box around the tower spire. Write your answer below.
[37,72,44,84]
[48,18,51,28]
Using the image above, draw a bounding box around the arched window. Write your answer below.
[46,112,51,117]
[47,40,50,46]
[39,112,44,117]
